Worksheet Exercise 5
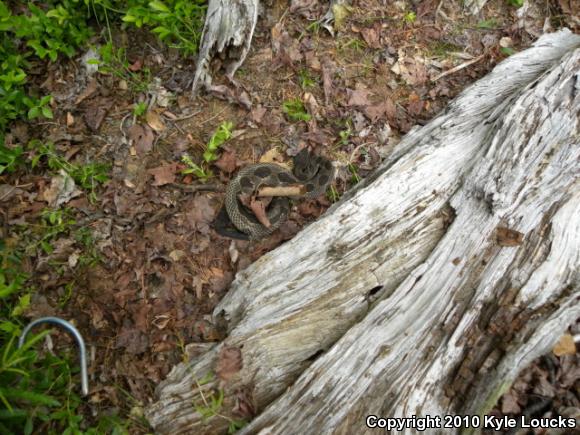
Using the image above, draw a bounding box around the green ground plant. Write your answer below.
[181,120,234,180]
[282,99,311,122]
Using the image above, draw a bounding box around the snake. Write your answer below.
[222,149,335,240]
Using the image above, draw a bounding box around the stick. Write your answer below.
[257,185,306,197]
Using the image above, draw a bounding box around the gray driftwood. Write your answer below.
[148,29,580,434]
[191,0,259,94]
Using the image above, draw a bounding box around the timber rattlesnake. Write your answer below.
[220,149,335,240]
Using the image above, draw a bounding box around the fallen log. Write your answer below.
[147,29,580,434]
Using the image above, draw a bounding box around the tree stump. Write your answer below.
[148,29,580,434]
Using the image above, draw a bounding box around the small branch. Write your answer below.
[432,54,486,82]
[257,185,306,197]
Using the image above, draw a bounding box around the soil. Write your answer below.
[1,0,577,432]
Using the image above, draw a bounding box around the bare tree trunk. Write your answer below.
[191,0,259,94]
[148,30,580,434]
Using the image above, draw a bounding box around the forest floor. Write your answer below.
[1,0,578,432]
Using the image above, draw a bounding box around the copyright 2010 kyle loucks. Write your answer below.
[365,414,578,431]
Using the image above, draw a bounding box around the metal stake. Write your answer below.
[18,317,89,396]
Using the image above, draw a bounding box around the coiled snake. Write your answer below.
[218,149,335,240]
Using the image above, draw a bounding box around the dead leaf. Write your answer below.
[66,112,75,127]
[361,26,381,49]
[496,227,524,247]
[501,391,521,414]
[147,163,178,186]
[553,334,576,356]
[215,149,237,173]
[169,250,185,262]
[303,92,321,118]
[128,124,155,155]
[259,148,285,164]
[364,99,396,122]
[215,346,243,381]
[84,100,110,131]
[391,55,429,86]
[186,195,217,234]
[250,196,271,228]
[250,106,267,124]
[347,85,372,107]
[152,314,171,330]
[43,169,82,207]
[75,77,98,104]
[116,327,149,354]
[145,110,165,132]
[407,92,424,116]
[233,388,256,419]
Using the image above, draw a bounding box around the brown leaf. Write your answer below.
[361,27,381,49]
[233,388,256,419]
[259,148,285,164]
[75,77,98,104]
[116,327,149,354]
[215,346,243,382]
[496,227,524,247]
[303,92,321,118]
[215,149,237,173]
[391,55,429,86]
[501,391,521,414]
[250,196,272,228]
[42,169,81,207]
[347,85,372,107]
[553,334,576,357]
[128,124,155,155]
[250,106,267,124]
[84,100,110,131]
[145,110,166,132]
[66,112,75,127]
[186,195,217,234]
[407,93,425,116]
[147,163,178,186]
[364,99,396,122]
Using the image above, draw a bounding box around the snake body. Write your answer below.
[225,149,335,240]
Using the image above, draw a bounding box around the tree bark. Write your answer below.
[148,29,580,434]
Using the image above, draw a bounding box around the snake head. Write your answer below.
[293,148,320,181]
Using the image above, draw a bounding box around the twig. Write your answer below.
[170,183,224,192]
[197,108,228,126]
[432,54,486,82]
[163,110,202,122]
[258,185,305,197]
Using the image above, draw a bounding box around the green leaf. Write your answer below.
[149,1,171,12]
[152,26,171,39]
[27,107,40,119]
[41,106,53,119]
[121,14,137,23]
[11,293,31,317]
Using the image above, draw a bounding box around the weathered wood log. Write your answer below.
[191,0,259,94]
[147,29,580,434]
